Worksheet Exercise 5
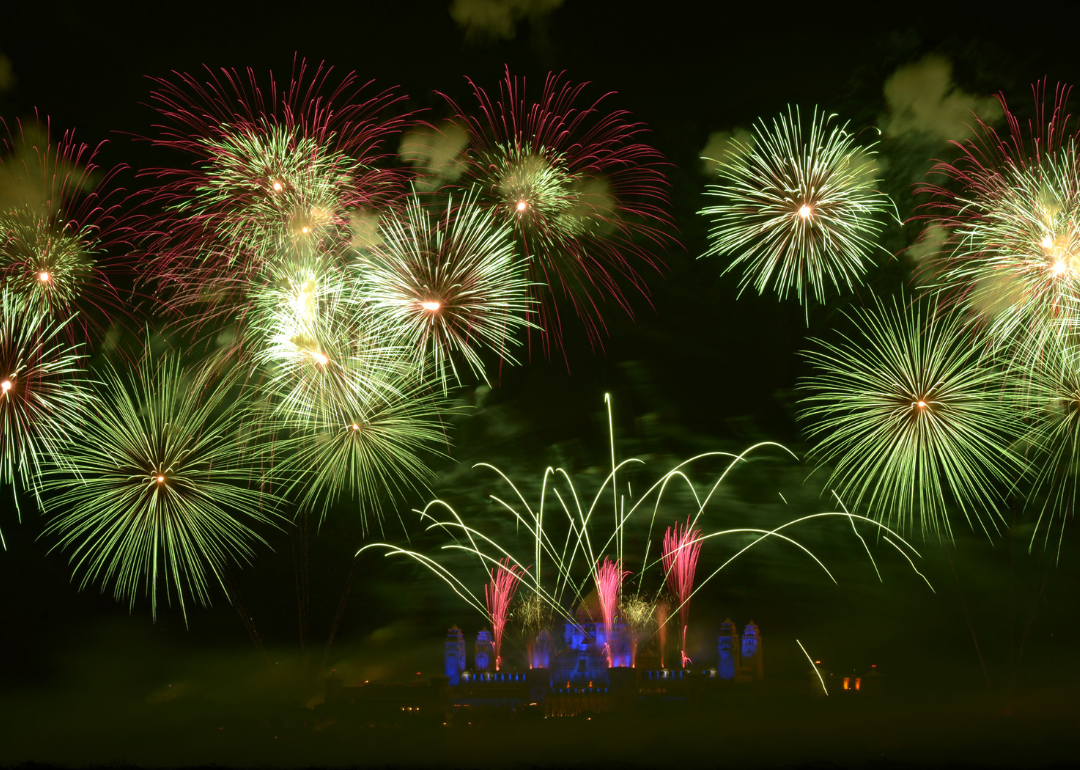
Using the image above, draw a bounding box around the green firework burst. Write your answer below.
[0,291,93,536]
[43,350,278,622]
[0,208,96,316]
[184,124,359,268]
[273,355,452,530]
[355,190,532,390]
[1014,338,1080,556]
[699,107,893,309]
[799,296,1023,539]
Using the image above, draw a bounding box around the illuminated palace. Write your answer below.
[442,607,763,717]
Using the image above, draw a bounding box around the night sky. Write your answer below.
[2,3,1080,767]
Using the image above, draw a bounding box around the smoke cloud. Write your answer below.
[881,54,1002,142]
[449,0,564,43]
[0,52,14,92]
[397,121,469,191]
[699,128,754,176]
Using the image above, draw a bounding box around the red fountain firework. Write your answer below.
[141,56,410,329]
[484,557,524,671]
[662,517,703,668]
[594,556,630,667]
[0,113,131,333]
[439,67,676,359]
[916,81,1080,351]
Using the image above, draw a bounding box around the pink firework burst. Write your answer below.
[662,517,702,668]
[140,56,410,331]
[594,556,630,667]
[439,68,676,359]
[0,113,131,336]
[484,557,524,671]
[916,81,1080,351]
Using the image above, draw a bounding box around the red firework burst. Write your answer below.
[0,113,132,336]
[439,68,676,358]
[140,56,411,332]
[915,81,1080,350]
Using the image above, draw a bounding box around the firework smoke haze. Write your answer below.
[699,128,755,176]
[882,54,1003,142]
[398,122,469,191]
[449,0,564,43]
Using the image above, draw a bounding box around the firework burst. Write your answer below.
[918,83,1080,353]
[43,350,278,622]
[1013,337,1080,557]
[270,352,452,531]
[0,115,127,325]
[354,190,532,390]
[0,292,93,539]
[799,295,1023,539]
[699,106,893,310]
[440,68,675,354]
[142,58,408,320]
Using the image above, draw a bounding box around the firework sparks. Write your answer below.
[699,106,893,311]
[594,556,629,667]
[799,294,1024,539]
[661,517,702,668]
[485,557,525,671]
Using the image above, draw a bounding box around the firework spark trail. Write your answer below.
[800,294,1024,539]
[699,106,894,313]
[594,556,629,666]
[440,68,676,357]
[485,556,524,671]
[0,114,130,331]
[355,188,533,391]
[661,517,702,668]
[917,81,1080,357]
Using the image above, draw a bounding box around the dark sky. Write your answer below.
[2,3,1080,766]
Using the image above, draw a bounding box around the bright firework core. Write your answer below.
[0,380,10,393]
[39,271,50,282]
[420,301,441,312]
[156,475,165,483]
[516,200,528,212]
[798,204,813,219]
[310,350,329,366]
